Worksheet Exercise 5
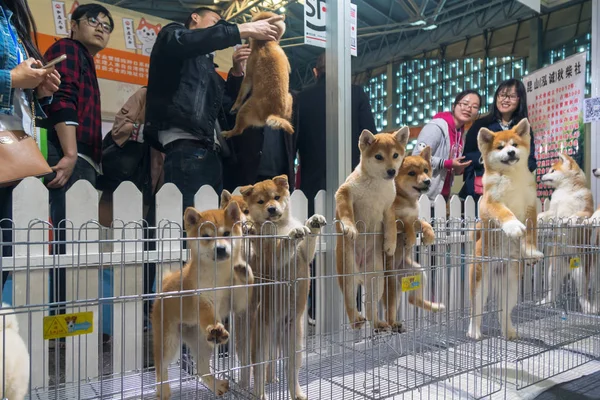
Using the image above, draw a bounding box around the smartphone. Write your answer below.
[34,54,67,69]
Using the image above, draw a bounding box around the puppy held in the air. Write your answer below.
[221,12,293,138]
[467,119,543,341]
[335,127,410,332]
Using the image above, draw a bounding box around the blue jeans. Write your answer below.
[163,140,223,210]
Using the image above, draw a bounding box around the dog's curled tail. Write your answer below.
[0,303,19,332]
[266,115,294,135]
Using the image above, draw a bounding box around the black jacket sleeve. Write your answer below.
[528,128,537,172]
[160,21,241,59]
[462,119,486,176]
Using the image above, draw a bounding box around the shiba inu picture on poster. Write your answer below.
[239,175,326,400]
[136,18,161,56]
[221,12,294,139]
[537,153,597,314]
[467,118,543,341]
[152,204,254,399]
[336,127,410,332]
[382,147,445,333]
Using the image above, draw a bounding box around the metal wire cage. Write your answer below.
[0,179,599,400]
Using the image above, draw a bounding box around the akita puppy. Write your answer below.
[241,175,326,400]
[382,147,445,333]
[537,153,596,313]
[467,119,543,340]
[336,127,410,331]
[152,203,254,399]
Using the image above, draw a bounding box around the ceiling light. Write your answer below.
[423,24,438,31]
[280,7,286,12]
[410,20,427,26]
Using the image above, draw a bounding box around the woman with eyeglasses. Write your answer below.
[459,79,536,203]
[0,0,61,289]
[412,89,482,202]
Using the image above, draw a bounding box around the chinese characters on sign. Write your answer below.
[94,52,150,85]
[122,18,136,50]
[52,1,68,35]
[522,52,587,202]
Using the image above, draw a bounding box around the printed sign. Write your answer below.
[122,18,136,50]
[304,0,357,57]
[570,257,581,269]
[401,275,421,292]
[51,1,68,35]
[43,311,94,340]
[522,52,587,202]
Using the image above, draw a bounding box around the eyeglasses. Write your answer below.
[81,17,113,34]
[498,93,519,102]
[457,102,480,111]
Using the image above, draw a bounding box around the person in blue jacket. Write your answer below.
[459,79,537,203]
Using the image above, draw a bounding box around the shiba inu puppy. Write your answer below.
[467,119,543,340]
[336,127,410,332]
[220,190,251,221]
[240,175,326,400]
[222,12,293,138]
[0,304,29,400]
[152,203,254,399]
[536,154,596,312]
[382,147,445,332]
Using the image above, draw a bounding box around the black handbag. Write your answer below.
[97,132,149,194]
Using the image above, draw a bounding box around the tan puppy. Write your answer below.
[382,147,445,333]
[467,119,543,341]
[336,128,410,331]
[241,175,326,400]
[152,203,254,399]
[221,12,293,138]
[537,153,596,313]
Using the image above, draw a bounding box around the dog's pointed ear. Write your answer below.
[515,118,530,138]
[273,174,289,190]
[184,207,202,228]
[477,128,495,149]
[359,130,375,150]
[420,145,432,164]
[240,185,254,198]
[394,126,410,148]
[559,152,576,169]
[220,190,232,209]
[226,200,242,223]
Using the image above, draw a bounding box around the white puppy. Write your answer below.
[0,303,29,400]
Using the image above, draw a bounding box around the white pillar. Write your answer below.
[591,0,600,200]
[322,0,352,339]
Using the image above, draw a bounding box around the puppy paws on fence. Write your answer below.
[307,214,327,232]
[206,323,230,345]
[502,219,526,238]
[289,226,310,240]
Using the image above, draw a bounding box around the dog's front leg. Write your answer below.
[287,317,307,400]
[197,297,229,345]
[524,205,544,260]
[383,206,398,257]
[230,75,253,114]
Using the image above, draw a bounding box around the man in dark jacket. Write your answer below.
[295,53,377,213]
[144,7,283,208]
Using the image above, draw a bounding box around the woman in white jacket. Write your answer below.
[412,90,482,201]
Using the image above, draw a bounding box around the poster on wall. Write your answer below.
[522,52,587,201]
[304,0,357,56]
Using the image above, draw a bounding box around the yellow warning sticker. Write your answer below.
[43,311,93,340]
[570,257,581,270]
[401,275,421,292]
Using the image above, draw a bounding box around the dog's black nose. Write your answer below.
[267,206,277,215]
[387,169,396,177]
[507,150,516,157]
[423,179,431,186]
[216,246,227,258]
[594,168,597,174]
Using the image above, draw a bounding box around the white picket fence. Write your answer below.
[0,177,550,392]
